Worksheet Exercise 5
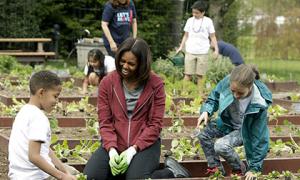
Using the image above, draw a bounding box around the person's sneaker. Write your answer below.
[206,167,219,175]
[164,157,192,178]
[206,166,226,176]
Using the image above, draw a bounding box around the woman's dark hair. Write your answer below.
[29,70,61,95]
[115,37,152,84]
[88,49,105,77]
[110,0,130,8]
[191,0,208,13]
[230,64,260,88]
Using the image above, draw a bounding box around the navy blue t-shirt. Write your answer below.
[218,41,244,66]
[102,1,136,46]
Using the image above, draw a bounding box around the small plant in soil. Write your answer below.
[230,173,241,180]
[52,139,100,164]
[170,137,202,161]
[289,93,300,102]
[76,173,87,180]
[269,139,293,156]
[265,170,281,179]
[208,169,225,180]
[281,170,295,180]
[268,105,288,122]
[168,117,184,133]
[86,117,99,137]
[54,97,96,117]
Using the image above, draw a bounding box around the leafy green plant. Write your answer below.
[273,125,283,134]
[54,97,96,116]
[0,55,19,74]
[170,137,201,161]
[265,170,281,179]
[208,169,225,180]
[268,105,288,122]
[53,140,72,162]
[152,59,184,83]
[49,117,58,130]
[86,117,99,137]
[290,93,300,102]
[62,79,75,89]
[230,173,241,180]
[260,73,283,83]
[167,117,184,133]
[281,170,295,180]
[205,56,234,85]
[76,173,87,180]
[179,96,202,115]
[53,139,100,164]
[269,139,293,156]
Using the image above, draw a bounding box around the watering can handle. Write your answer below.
[175,50,185,56]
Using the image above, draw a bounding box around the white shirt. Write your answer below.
[8,104,53,180]
[84,55,116,76]
[184,16,215,54]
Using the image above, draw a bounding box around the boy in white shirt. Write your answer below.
[8,70,77,180]
[177,0,219,85]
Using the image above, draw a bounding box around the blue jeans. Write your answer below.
[198,120,244,174]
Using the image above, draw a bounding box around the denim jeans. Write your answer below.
[198,120,244,174]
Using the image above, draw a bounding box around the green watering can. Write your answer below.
[167,51,185,66]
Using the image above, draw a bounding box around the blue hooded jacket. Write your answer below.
[200,76,272,172]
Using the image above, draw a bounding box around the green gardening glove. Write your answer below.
[108,148,121,176]
[118,146,137,174]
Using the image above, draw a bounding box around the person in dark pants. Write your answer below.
[83,37,191,180]
[216,40,244,66]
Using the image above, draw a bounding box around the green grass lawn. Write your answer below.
[246,58,300,83]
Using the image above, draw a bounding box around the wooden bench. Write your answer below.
[0,38,56,63]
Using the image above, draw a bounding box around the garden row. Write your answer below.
[0,114,300,178]
[0,77,299,178]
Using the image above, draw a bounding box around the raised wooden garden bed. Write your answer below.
[0,94,97,106]
[265,81,299,92]
[68,157,300,178]
[163,114,300,127]
[0,116,87,128]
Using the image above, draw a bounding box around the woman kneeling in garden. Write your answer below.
[197,64,272,180]
[83,37,190,179]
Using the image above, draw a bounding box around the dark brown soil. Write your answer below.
[0,150,8,180]
[0,127,98,140]
[0,86,97,97]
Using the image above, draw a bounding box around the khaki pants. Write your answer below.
[46,164,79,180]
[184,53,208,76]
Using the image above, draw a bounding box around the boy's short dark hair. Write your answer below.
[191,0,208,12]
[29,70,62,95]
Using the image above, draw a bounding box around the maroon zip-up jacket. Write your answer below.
[98,71,165,152]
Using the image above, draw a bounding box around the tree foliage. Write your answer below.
[247,0,300,60]
[0,0,240,59]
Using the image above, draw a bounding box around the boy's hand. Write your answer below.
[61,173,76,180]
[176,47,182,54]
[212,50,219,60]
